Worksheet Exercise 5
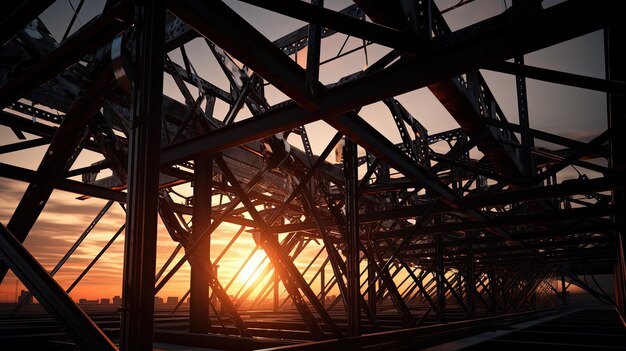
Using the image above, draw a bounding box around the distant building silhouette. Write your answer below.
[100,298,110,305]
[166,296,178,305]
[18,290,32,305]
[112,295,122,305]
[79,298,99,305]
[154,296,163,305]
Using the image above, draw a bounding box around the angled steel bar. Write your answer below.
[487,61,626,96]
[363,243,415,326]
[250,249,325,310]
[0,0,56,46]
[162,0,623,169]
[11,200,114,315]
[0,137,51,154]
[155,243,183,282]
[170,225,245,314]
[443,271,469,315]
[236,235,308,308]
[0,223,117,351]
[399,259,441,319]
[268,132,343,226]
[168,0,544,245]
[1,70,116,283]
[0,1,131,108]
[606,21,626,325]
[513,265,555,311]
[67,224,125,294]
[532,119,626,185]
[0,162,127,203]
[344,138,360,336]
[238,0,423,52]
[155,160,272,293]
[216,155,341,339]
[299,190,350,311]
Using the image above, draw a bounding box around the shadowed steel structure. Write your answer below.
[0,0,624,350]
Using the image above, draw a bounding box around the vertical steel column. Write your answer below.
[190,156,212,333]
[120,1,165,350]
[514,0,534,177]
[560,275,567,305]
[435,233,446,322]
[305,0,323,94]
[487,260,497,315]
[465,235,476,318]
[606,23,626,326]
[515,55,534,176]
[368,257,376,318]
[344,138,360,336]
[274,270,280,312]
[320,260,326,308]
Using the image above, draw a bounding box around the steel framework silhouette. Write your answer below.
[0,0,624,350]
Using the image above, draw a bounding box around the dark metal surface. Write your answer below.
[0,0,623,349]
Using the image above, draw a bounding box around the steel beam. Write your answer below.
[216,155,341,339]
[238,0,425,52]
[119,1,165,350]
[0,162,127,202]
[0,223,117,351]
[0,0,131,108]
[0,70,115,283]
[0,0,55,46]
[162,0,624,168]
[190,157,211,333]
[606,22,626,326]
[486,61,626,96]
[344,138,360,336]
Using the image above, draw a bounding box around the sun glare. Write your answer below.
[236,250,267,289]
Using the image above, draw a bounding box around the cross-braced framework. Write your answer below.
[0,0,624,350]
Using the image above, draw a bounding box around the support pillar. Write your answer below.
[560,275,568,306]
[435,233,446,322]
[320,260,326,308]
[606,23,626,325]
[274,270,279,312]
[515,55,535,177]
[120,1,165,350]
[368,256,376,318]
[344,138,360,336]
[513,0,534,177]
[466,235,476,318]
[190,156,211,333]
[305,0,323,94]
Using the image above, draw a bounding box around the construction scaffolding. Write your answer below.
[0,0,624,350]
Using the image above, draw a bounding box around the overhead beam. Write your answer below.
[0,0,131,108]
[0,71,115,283]
[0,0,55,46]
[161,0,622,167]
[0,162,126,202]
[486,61,626,96]
[237,0,427,52]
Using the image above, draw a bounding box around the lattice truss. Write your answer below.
[0,0,624,349]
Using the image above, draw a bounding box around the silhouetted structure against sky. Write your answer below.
[0,0,624,350]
